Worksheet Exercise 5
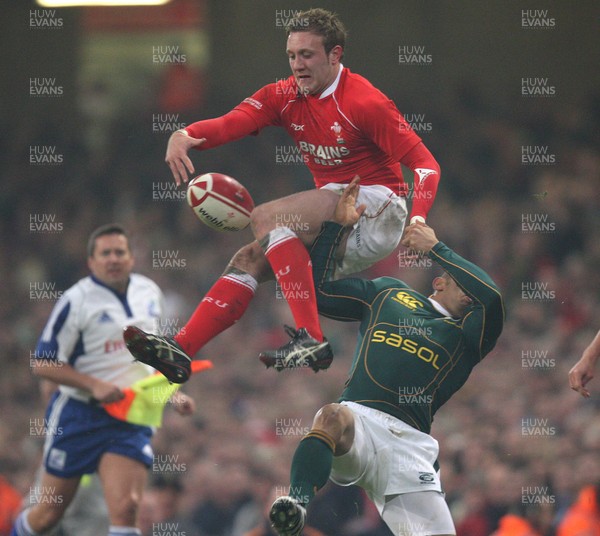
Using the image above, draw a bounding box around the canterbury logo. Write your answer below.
[415,168,437,185]
[391,291,424,311]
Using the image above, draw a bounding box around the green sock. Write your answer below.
[289,431,335,506]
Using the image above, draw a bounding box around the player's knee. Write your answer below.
[312,403,347,439]
[109,492,141,525]
[229,243,270,281]
[249,202,272,238]
[251,201,288,239]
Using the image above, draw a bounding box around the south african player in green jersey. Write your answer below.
[267,178,505,536]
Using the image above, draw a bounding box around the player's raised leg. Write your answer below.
[124,241,270,383]
[269,403,354,535]
[253,188,340,371]
[98,453,147,536]
[175,242,270,355]
[124,188,340,380]
[11,471,80,535]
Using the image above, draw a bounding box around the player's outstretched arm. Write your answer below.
[310,178,391,321]
[165,130,207,185]
[310,222,375,322]
[569,329,600,398]
[166,110,261,184]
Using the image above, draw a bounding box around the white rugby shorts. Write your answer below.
[330,401,444,513]
[320,183,407,276]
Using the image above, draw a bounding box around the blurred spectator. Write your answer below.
[139,475,199,536]
[557,485,600,536]
[158,62,205,115]
[490,513,541,536]
[0,475,21,536]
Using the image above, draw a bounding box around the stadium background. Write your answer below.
[1,0,599,534]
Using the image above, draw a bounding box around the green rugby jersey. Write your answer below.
[311,222,505,434]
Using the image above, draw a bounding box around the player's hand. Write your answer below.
[165,130,207,185]
[569,356,596,398]
[401,222,438,254]
[91,380,125,404]
[334,176,366,227]
[171,391,196,416]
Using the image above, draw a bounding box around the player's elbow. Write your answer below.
[426,153,441,181]
[424,149,441,173]
[31,359,45,376]
[484,291,505,325]
[405,142,441,176]
[484,289,503,310]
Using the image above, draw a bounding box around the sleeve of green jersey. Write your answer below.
[310,222,402,321]
[428,242,505,360]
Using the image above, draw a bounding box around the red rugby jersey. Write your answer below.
[234,67,421,196]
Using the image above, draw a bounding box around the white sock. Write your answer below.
[13,509,39,536]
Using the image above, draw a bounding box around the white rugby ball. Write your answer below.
[186,173,254,232]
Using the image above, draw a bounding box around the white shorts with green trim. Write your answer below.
[330,401,442,514]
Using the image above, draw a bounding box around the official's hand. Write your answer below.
[165,130,207,185]
[171,392,196,416]
[569,355,596,398]
[334,176,366,227]
[91,380,125,404]
[401,222,439,254]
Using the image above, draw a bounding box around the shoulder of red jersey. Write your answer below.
[337,68,395,109]
[235,76,299,129]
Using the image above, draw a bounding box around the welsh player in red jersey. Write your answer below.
[124,8,441,383]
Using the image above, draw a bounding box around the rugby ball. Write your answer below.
[186,173,254,232]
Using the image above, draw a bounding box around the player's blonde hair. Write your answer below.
[286,8,347,58]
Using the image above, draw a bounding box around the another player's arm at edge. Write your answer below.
[569,328,600,398]
[428,242,505,359]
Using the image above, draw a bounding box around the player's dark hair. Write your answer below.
[440,271,452,282]
[286,8,347,57]
[87,223,128,257]
[432,269,451,282]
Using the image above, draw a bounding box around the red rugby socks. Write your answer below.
[175,271,256,355]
